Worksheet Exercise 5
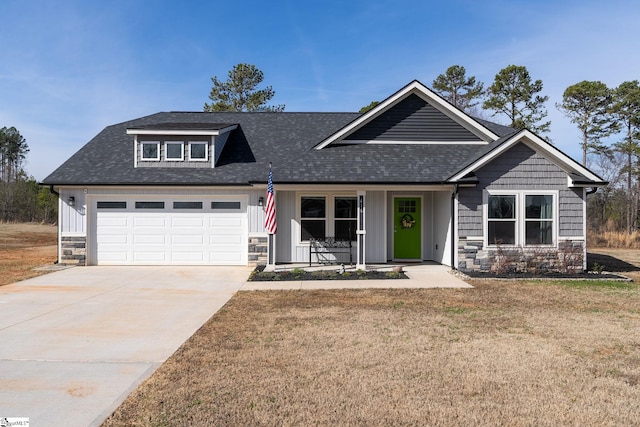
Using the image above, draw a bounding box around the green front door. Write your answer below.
[393,197,421,260]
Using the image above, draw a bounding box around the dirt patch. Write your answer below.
[0,222,57,286]
[103,279,640,426]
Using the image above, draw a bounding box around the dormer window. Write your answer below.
[128,123,237,168]
[165,141,184,161]
[189,141,208,161]
[141,142,160,161]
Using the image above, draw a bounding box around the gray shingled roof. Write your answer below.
[42,111,518,186]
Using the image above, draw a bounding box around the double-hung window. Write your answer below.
[300,195,358,242]
[487,195,516,245]
[486,191,556,246]
[301,196,326,241]
[334,197,357,241]
[525,195,554,245]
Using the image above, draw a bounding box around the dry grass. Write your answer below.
[104,279,640,426]
[0,222,58,286]
[589,229,640,248]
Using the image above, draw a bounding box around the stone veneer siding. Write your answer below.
[458,239,584,274]
[61,236,87,265]
[248,236,268,266]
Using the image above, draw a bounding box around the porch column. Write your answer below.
[356,191,366,269]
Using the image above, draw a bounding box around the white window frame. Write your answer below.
[140,141,160,161]
[297,193,357,244]
[165,141,184,161]
[334,196,358,242]
[483,190,558,248]
[189,141,209,161]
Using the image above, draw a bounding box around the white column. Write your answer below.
[356,191,366,270]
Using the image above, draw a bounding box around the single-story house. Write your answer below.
[42,80,605,273]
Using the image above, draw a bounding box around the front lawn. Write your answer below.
[103,279,640,426]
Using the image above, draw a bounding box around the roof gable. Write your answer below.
[315,80,500,149]
[448,129,606,186]
[343,94,483,143]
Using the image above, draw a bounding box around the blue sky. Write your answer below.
[1,0,639,180]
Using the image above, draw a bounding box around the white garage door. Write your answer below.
[93,198,247,265]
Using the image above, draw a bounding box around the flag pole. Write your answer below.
[265,162,277,270]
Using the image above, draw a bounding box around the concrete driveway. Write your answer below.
[0,266,251,427]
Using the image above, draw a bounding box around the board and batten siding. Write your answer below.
[457,143,584,238]
[344,94,482,142]
[59,188,87,234]
[275,190,295,263]
[364,191,386,263]
[276,190,384,264]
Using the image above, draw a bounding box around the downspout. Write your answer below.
[450,183,459,270]
[48,185,59,197]
[586,187,598,195]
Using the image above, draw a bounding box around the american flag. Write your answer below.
[265,165,277,234]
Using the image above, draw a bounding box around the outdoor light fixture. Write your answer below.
[258,196,264,207]
[68,196,75,207]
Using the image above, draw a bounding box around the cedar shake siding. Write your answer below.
[457,143,586,273]
[457,143,584,238]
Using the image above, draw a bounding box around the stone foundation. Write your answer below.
[248,236,268,266]
[61,236,86,265]
[458,238,584,274]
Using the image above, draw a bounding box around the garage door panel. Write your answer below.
[97,235,128,244]
[209,217,243,228]
[172,216,204,227]
[98,251,129,262]
[97,215,129,226]
[172,235,204,244]
[133,251,167,262]
[210,235,243,245]
[95,199,247,265]
[134,217,167,227]
[134,235,166,244]
[171,252,205,262]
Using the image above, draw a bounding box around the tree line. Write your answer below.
[0,127,57,223]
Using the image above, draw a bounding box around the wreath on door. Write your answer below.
[400,214,415,229]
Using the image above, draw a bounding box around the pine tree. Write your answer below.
[483,65,551,136]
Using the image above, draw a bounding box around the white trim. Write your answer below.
[314,80,499,150]
[338,140,489,145]
[126,125,237,136]
[483,189,559,248]
[133,135,138,168]
[558,236,586,241]
[450,130,605,184]
[164,141,184,161]
[140,141,160,161]
[188,141,209,162]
